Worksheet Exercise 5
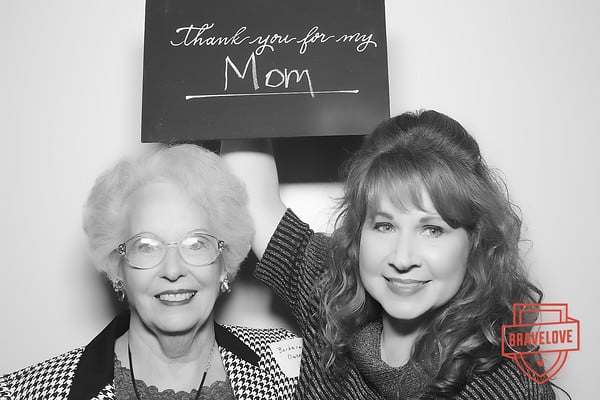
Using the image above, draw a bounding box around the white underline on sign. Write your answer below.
[185,89,359,100]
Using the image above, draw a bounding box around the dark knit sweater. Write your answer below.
[255,209,556,400]
[348,320,433,399]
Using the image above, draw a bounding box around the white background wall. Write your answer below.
[1,1,598,398]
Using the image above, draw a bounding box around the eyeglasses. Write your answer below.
[117,230,225,269]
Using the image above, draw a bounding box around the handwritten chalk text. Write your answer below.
[224,52,315,97]
[170,23,378,54]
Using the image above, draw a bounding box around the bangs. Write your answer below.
[362,150,477,230]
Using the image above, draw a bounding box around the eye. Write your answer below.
[373,222,394,233]
[182,236,210,251]
[422,225,444,238]
[135,238,161,253]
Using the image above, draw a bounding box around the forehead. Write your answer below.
[366,183,437,216]
[125,181,213,238]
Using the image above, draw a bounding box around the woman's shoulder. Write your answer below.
[218,325,301,398]
[219,324,302,372]
[221,324,299,346]
[0,347,85,399]
[459,359,556,399]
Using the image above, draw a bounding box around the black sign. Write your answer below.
[142,0,389,142]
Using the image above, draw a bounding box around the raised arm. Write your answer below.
[220,139,287,260]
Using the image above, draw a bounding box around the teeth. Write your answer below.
[387,280,426,288]
[159,292,195,301]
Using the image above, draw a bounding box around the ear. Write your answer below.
[114,258,126,282]
[218,263,229,282]
[107,248,125,282]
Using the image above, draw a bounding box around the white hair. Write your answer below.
[82,144,254,282]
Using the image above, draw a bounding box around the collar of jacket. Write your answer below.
[67,310,260,400]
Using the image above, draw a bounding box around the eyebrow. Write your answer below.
[367,210,446,224]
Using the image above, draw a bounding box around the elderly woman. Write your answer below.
[0,144,301,400]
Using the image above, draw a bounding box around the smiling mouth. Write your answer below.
[154,290,197,303]
[384,278,430,290]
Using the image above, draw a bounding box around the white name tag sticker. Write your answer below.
[269,337,303,378]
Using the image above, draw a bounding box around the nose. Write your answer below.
[159,245,188,281]
[387,233,421,272]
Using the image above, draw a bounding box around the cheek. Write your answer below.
[358,239,375,276]
[428,243,469,283]
[192,266,223,289]
[121,273,155,312]
[359,233,389,265]
[358,235,389,284]
[122,270,151,295]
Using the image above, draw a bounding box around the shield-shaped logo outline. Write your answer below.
[501,303,579,384]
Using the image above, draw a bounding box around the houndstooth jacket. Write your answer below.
[0,312,300,400]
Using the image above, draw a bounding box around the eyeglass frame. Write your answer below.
[116,230,226,269]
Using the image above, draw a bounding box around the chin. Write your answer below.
[382,302,430,322]
[155,319,200,334]
[153,310,205,333]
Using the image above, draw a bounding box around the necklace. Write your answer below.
[127,338,217,400]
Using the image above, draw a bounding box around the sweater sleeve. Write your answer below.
[255,209,330,327]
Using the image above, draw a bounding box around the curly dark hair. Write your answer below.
[317,110,543,396]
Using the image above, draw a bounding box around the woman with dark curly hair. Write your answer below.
[222,110,556,399]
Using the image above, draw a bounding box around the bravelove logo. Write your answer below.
[502,303,579,384]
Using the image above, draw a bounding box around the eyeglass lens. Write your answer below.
[125,233,220,268]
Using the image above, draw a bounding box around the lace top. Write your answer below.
[113,357,236,400]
